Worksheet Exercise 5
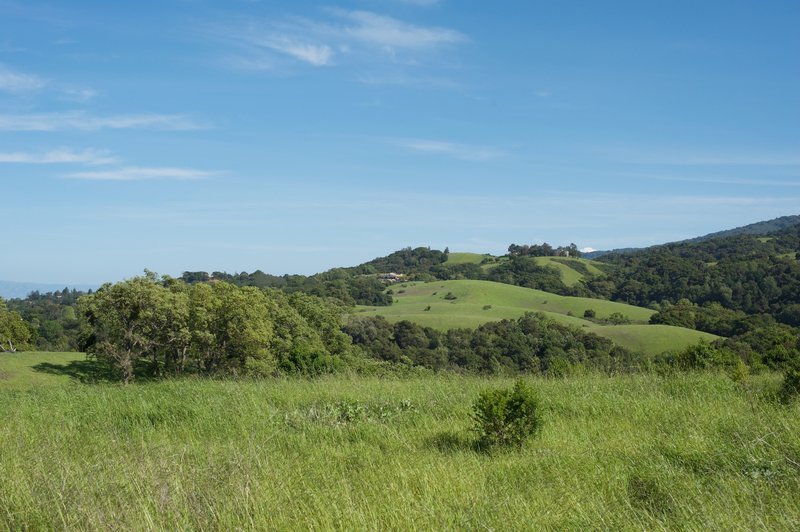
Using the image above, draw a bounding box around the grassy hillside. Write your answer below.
[443,252,607,287]
[443,252,493,265]
[531,256,606,286]
[2,352,798,529]
[357,280,718,355]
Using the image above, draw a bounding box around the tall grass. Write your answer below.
[1,353,799,529]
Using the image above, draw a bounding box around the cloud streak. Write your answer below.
[0,64,47,93]
[220,9,465,70]
[392,138,505,161]
[0,148,116,165]
[335,10,465,49]
[64,167,219,181]
[0,111,208,131]
[247,35,334,66]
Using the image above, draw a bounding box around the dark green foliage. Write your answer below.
[6,288,84,351]
[443,292,457,300]
[181,268,392,307]
[80,275,356,383]
[485,256,569,294]
[507,242,580,258]
[597,225,800,322]
[664,341,737,371]
[471,379,542,449]
[0,298,35,352]
[606,312,631,325]
[584,309,596,319]
[345,312,639,375]
[356,247,448,275]
[780,362,800,403]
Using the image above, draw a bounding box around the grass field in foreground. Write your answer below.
[357,280,718,355]
[1,352,799,529]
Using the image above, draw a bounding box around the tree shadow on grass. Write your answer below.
[32,358,119,384]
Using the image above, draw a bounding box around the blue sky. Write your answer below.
[1,0,799,284]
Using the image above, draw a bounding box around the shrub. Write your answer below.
[471,379,542,449]
[780,362,800,404]
[423,305,432,312]
[443,292,457,300]
[584,309,596,319]
[607,312,630,325]
[483,305,492,310]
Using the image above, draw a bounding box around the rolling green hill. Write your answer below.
[530,257,606,286]
[357,280,718,355]
[444,252,607,287]
[442,252,493,265]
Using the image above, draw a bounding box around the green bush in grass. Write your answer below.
[471,379,542,449]
[780,361,800,403]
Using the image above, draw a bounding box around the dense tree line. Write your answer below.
[483,256,576,295]
[344,313,640,375]
[180,248,451,307]
[178,246,595,306]
[80,274,355,383]
[648,299,800,370]
[181,268,392,307]
[0,298,34,352]
[352,246,449,275]
[594,225,800,324]
[6,288,84,351]
[507,242,581,258]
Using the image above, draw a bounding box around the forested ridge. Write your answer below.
[2,217,799,382]
[594,224,800,322]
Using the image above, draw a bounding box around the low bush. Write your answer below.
[471,379,542,449]
[780,362,800,403]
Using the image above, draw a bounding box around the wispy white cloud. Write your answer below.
[248,35,333,66]
[0,111,207,131]
[334,10,464,49]
[64,166,218,181]
[0,148,116,165]
[60,86,98,102]
[0,64,47,93]
[218,9,465,71]
[392,138,505,161]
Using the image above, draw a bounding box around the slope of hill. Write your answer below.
[583,214,800,259]
[593,223,800,322]
[443,252,606,288]
[682,214,800,243]
[356,280,717,355]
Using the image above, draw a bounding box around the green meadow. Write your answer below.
[2,352,799,530]
[356,280,718,355]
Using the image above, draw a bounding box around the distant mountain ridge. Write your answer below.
[583,214,800,258]
[681,214,800,243]
[0,280,98,300]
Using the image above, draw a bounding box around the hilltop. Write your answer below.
[584,214,800,258]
